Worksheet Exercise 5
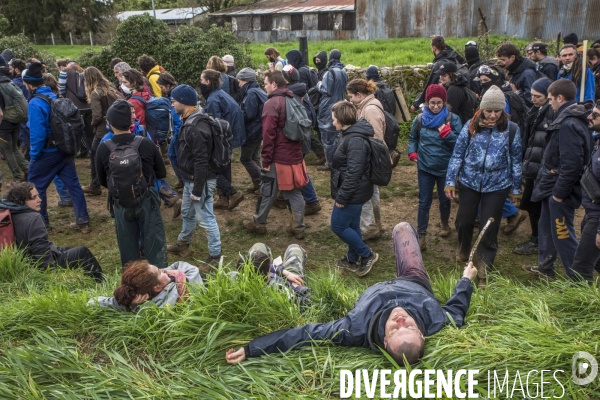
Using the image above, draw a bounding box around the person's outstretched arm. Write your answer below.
[441,262,477,328]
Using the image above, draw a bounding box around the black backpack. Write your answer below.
[186,113,233,173]
[374,105,400,150]
[343,133,393,186]
[308,67,337,111]
[374,82,397,115]
[228,76,242,103]
[463,87,480,121]
[504,92,530,135]
[104,136,148,207]
[34,94,84,156]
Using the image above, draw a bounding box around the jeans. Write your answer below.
[56,245,103,282]
[28,151,89,225]
[330,202,371,263]
[0,126,28,181]
[300,175,318,204]
[178,179,221,257]
[571,215,600,283]
[54,176,71,202]
[537,196,578,278]
[240,141,262,182]
[455,185,510,268]
[89,136,101,187]
[417,169,450,236]
[320,127,338,167]
[392,222,433,293]
[254,163,305,228]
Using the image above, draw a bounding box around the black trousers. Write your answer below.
[456,185,510,269]
[56,246,104,282]
[519,178,542,238]
[572,215,600,283]
[80,109,94,152]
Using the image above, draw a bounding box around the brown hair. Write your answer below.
[331,100,357,127]
[468,109,509,135]
[137,54,157,75]
[206,56,227,73]
[548,79,577,101]
[6,182,36,205]
[55,59,69,69]
[387,339,425,366]
[346,79,377,95]
[496,43,520,58]
[201,69,222,91]
[109,58,123,70]
[157,72,177,89]
[42,73,59,95]
[431,36,446,51]
[10,59,26,73]
[264,70,286,88]
[264,47,280,58]
[83,66,120,104]
[122,69,145,92]
[113,260,159,307]
[587,44,600,61]
[441,72,457,87]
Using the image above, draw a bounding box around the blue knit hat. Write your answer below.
[171,84,198,106]
[531,78,553,97]
[22,62,44,84]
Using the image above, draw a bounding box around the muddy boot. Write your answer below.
[174,178,184,189]
[439,220,451,238]
[159,142,170,165]
[171,199,182,220]
[418,234,427,252]
[70,222,91,234]
[243,219,267,234]
[228,191,244,210]
[82,183,102,196]
[285,212,306,240]
[503,210,527,235]
[245,179,261,194]
[304,201,322,216]
[362,226,382,241]
[167,240,190,257]
[214,191,229,209]
[513,236,539,255]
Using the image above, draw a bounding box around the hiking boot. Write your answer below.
[174,179,184,189]
[214,192,229,209]
[503,211,527,235]
[167,241,190,257]
[315,156,327,165]
[356,252,378,277]
[390,149,401,168]
[243,219,267,234]
[58,199,73,207]
[456,251,469,263]
[439,220,451,238]
[275,191,288,209]
[203,253,222,272]
[513,236,539,255]
[316,165,331,172]
[171,199,182,220]
[522,265,556,279]
[70,222,91,234]
[304,201,322,216]
[335,257,359,272]
[245,180,261,194]
[228,191,244,210]
[286,224,306,240]
[82,185,102,196]
[362,226,382,241]
[418,235,427,252]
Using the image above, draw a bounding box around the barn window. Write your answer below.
[318,13,334,30]
[291,14,303,30]
[260,15,272,31]
[342,12,356,30]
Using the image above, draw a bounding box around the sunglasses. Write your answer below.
[476,65,499,77]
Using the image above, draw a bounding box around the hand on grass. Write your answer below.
[226,348,246,364]
[463,262,477,281]
[131,293,149,306]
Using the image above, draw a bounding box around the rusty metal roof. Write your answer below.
[212,0,354,15]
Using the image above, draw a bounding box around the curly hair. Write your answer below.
[137,54,157,75]
[206,56,227,73]
[6,182,36,205]
[113,260,159,308]
[346,79,377,95]
[122,69,146,92]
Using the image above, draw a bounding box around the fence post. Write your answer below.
[51,33,55,46]
[33,34,36,44]
[70,32,74,46]
[299,37,308,68]
[89,31,94,47]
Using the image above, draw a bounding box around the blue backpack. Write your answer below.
[131,95,172,143]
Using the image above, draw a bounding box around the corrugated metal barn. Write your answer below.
[213,0,600,42]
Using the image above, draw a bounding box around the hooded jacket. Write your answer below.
[0,73,19,140]
[537,56,559,82]
[521,102,555,180]
[331,118,374,205]
[412,49,461,108]
[444,73,474,124]
[506,57,537,107]
[286,50,317,89]
[313,51,328,81]
[316,60,347,130]
[145,65,162,98]
[356,94,385,142]
[246,277,473,359]
[531,101,591,208]
[204,88,246,148]
[582,133,600,226]
[239,81,267,144]
[28,85,59,160]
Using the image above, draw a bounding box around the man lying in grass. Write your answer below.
[226,222,477,366]
[87,260,203,311]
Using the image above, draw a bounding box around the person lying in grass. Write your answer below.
[88,260,203,311]
[226,222,477,366]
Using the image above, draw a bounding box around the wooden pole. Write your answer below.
[556,32,561,56]
[580,40,588,103]
[89,31,94,47]
[478,8,488,32]
[33,34,36,44]
[51,33,55,46]
[69,32,73,46]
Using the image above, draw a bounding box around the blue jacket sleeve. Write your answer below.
[445,122,470,189]
[317,70,334,97]
[584,69,596,102]
[509,126,522,196]
[407,117,419,154]
[28,99,50,161]
[440,278,474,328]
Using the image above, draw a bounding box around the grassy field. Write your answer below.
[37,45,104,61]
[0,141,598,397]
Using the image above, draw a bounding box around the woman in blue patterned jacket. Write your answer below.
[445,86,522,282]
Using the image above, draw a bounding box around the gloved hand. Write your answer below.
[408,152,418,162]
[439,123,451,139]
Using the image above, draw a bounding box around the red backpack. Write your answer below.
[0,209,15,248]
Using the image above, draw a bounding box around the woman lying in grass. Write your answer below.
[88,260,203,311]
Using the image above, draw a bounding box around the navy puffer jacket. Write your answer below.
[238,81,267,144]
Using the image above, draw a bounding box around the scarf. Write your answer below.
[421,106,449,129]
[182,106,199,120]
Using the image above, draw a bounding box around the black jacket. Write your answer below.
[96,133,166,190]
[506,57,537,108]
[313,51,328,81]
[445,73,472,124]
[331,118,374,205]
[537,56,559,82]
[239,81,267,144]
[522,103,555,179]
[531,101,591,207]
[177,108,217,198]
[0,73,19,140]
[582,133,600,225]
[467,59,484,93]
[413,49,461,107]
[246,277,473,358]
[0,201,59,268]
[286,50,317,89]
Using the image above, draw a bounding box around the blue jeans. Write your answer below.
[320,127,337,167]
[330,202,371,263]
[29,151,89,225]
[178,179,221,257]
[417,169,450,235]
[54,176,71,202]
[300,174,318,204]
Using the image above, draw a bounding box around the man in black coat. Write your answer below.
[525,80,591,279]
[496,43,537,108]
[226,221,477,366]
[286,50,317,90]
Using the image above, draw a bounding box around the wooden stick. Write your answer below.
[469,217,494,263]
[580,40,588,103]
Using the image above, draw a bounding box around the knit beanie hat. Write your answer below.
[236,67,257,82]
[366,65,380,80]
[0,49,13,63]
[563,33,579,46]
[479,85,506,110]
[465,46,480,65]
[106,100,133,131]
[531,78,553,96]
[425,84,447,103]
[22,62,44,84]
[171,84,198,106]
[329,49,341,61]
[282,65,299,84]
[0,56,6,69]
[222,55,234,67]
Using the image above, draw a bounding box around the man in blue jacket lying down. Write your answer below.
[226,221,477,366]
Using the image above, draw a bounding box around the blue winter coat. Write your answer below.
[167,94,182,159]
[445,120,522,195]
[316,62,347,131]
[407,110,462,177]
[246,277,473,358]
[239,81,267,144]
[204,88,246,148]
[28,86,59,161]
[557,68,596,103]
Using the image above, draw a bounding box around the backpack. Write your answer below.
[373,105,400,150]
[0,209,15,249]
[0,80,28,123]
[463,87,479,120]
[131,96,172,143]
[374,82,397,115]
[187,113,233,173]
[504,92,530,134]
[228,76,242,103]
[308,67,337,110]
[34,94,84,155]
[66,72,87,103]
[283,96,313,142]
[343,133,393,186]
[104,136,148,207]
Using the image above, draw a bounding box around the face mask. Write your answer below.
[480,80,495,94]
[121,83,131,95]
[199,83,212,100]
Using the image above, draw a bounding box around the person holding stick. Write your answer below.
[556,44,595,103]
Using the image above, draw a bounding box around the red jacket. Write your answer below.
[128,90,151,128]
[261,86,303,167]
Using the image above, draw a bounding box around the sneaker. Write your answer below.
[58,199,73,207]
[167,241,190,257]
[503,211,527,235]
[82,185,102,196]
[335,257,359,272]
[243,219,267,234]
[304,201,322,216]
[316,165,331,172]
[418,235,427,252]
[171,199,182,220]
[439,220,451,238]
[70,222,91,234]
[522,265,556,279]
[513,237,539,255]
[228,191,244,210]
[357,252,378,277]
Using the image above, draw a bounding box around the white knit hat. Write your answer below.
[480,85,506,110]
